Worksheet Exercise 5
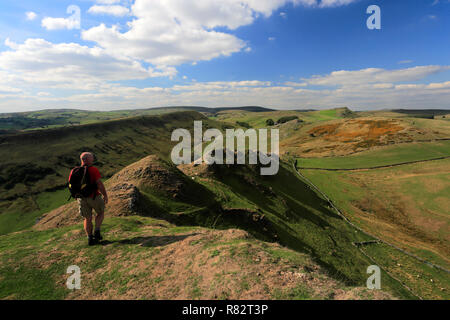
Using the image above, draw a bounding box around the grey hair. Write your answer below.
[80,152,94,162]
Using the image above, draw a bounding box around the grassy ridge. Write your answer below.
[0,106,274,132]
[297,141,450,169]
[211,108,352,129]
[0,111,227,234]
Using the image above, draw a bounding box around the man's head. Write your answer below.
[80,152,95,166]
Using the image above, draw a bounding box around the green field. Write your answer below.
[300,158,450,269]
[297,141,450,169]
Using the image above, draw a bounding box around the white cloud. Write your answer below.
[284,81,308,87]
[96,0,121,4]
[41,17,79,30]
[303,66,450,86]
[268,37,276,41]
[2,65,449,112]
[0,85,22,94]
[88,5,130,17]
[316,0,358,8]
[81,0,359,69]
[26,12,37,21]
[0,38,175,91]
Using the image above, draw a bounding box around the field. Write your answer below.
[297,141,450,169]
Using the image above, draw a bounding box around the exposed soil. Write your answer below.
[282,118,447,158]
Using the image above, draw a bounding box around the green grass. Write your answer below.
[361,243,450,299]
[297,141,450,169]
[272,283,313,300]
[0,189,71,235]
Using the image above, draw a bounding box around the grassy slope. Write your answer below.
[0,111,228,234]
[125,158,417,299]
[0,216,393,300]
[300,159,450,297]
[0,157,413,300]
[297,141,450,169]
[211,108,351,129]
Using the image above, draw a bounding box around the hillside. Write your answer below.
[0,154,400,300]
[0,111,228,235]
[24,154,417,299]
[1,218,392,300]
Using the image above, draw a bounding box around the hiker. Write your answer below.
[68,152,108,245]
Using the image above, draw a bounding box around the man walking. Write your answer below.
[70,152,108,245]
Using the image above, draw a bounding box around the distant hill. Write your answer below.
[0,106,275,132]
[390,109,450,119]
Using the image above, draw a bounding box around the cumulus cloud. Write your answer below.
[303,66,450,86]
[88,5,130,17]
[0,38,175,91]
[42,17,79,30]
[81,0,359,69]
[1,65,449,112]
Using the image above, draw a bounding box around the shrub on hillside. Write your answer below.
[236,121,251,128]
[276,116,299,124]
[266,119,275,126]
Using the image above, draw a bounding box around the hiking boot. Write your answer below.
[88,235,96,246]
[94,229,103,241]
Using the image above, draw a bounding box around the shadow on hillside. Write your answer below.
[100,233,199,247]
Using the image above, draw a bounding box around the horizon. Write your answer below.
[0,0,449,112]
[2,105,450,116]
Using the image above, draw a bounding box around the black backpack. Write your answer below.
[68,165,98,200]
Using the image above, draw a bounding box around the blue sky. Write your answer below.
[0,0,449,112]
